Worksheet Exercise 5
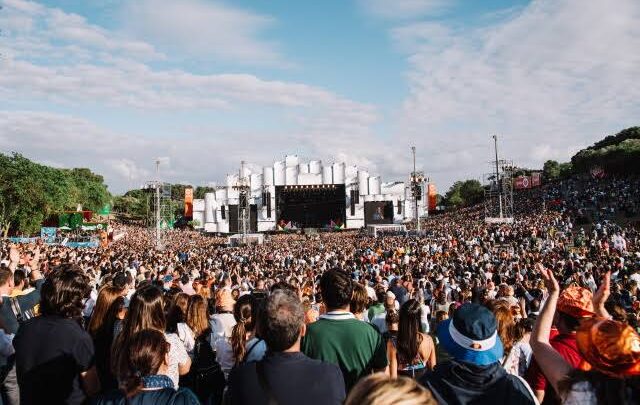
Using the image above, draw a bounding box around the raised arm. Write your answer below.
[592,271,611,320]
[530,268,572,396]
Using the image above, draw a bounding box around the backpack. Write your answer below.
[181,332,226,404]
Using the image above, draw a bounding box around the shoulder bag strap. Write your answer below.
[256,360,278,405]
[9,297,24,323]
[243,339,262,364]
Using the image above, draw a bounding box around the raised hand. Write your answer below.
[9,244,20,263]
[540,267,559,295]
[593,271,611,319]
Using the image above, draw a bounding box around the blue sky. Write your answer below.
[1,0,639,193]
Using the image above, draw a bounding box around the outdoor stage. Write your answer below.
[194,155,416,233]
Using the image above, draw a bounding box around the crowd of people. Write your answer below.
[0,174,638,404]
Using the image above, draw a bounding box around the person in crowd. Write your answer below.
[14,264,99,405]
[367,286,387,322]
[350,283,369,321]
[302,269,387,391]
[346,373,436,405]
[98,296,127,392]
[185,294,211,352]
[382,310,399,344]
[88,286,125,338]
[0,262,44,405]
[419,303,538,404]
[387,299,435,379]
[166,293,195,354]
[218,294,254,373]
[488,300,528,375]
[89,286,126,392]
[302,296,319,324]
[371,292,397,334]
[112,285,191,389]
[93,329,199,405]
[415,290,431,334]
[531,267,640,404]
[228,289,345,405]
[181,294,225,403]
[526,273,608,404]
[210,286,236,355]
[0,267,43,335]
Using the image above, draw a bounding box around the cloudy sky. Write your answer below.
[1,0,639,194]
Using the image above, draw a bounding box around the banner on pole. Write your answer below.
[427,184,437,211]
[185,188,193,218]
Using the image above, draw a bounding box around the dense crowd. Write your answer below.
[0,175,639,404]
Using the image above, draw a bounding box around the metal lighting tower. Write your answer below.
[493,135,503,219]
[483,136,514,223]
[145,157,171,250]
[410,146,424,232]
[233,161,251,244]
[155,158,161,248]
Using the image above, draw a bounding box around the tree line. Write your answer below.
[0,153,111,236]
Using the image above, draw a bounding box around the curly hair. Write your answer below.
[40,264,91,319]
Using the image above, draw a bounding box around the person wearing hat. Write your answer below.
[419,303,538,404]
[531,268,639,404]
[526,270,608,404]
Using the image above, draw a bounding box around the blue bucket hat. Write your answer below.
[437,303,504,366]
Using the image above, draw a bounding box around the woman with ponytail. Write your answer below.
[216,294,266,376]
[94,329,199,404]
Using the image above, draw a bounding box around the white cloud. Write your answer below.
[359,0,450,20]
[392,0,640,188]
[120,0,286,66]
[0,1,376,118]
[0,110,393,193]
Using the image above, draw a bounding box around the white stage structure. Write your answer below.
[193,155,419,233]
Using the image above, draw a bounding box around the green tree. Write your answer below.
[443,179,484,207]
[194,186,215,199]
[0,153,111,235]
[543,160,561,180]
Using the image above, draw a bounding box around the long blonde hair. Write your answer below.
[346,373,436,405]
[187,294,210,338]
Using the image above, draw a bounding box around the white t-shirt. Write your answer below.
[210,313,236,350]
[164,332,190,388]
[176,323,195,355]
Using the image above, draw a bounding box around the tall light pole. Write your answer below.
[411,146,421,232]
[492,135,503,219]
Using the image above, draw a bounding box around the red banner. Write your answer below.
[514,176,531,189]
[427,184,437,211]
[184,188,193,218]
[531,172,541,187]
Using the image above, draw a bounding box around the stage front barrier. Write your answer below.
[484,217,514,224]
[228,233,264,247]
[367,224,407,237]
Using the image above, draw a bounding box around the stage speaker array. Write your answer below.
[221,206,226,220]
[349,190,357,216]
[262,191,272,218]
[397,199,402,215]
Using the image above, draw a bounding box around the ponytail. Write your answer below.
[231,294,255,364]
[231,319,247,364]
